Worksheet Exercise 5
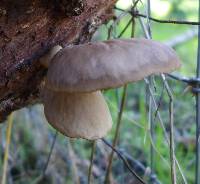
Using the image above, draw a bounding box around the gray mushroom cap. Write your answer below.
[46,38,181,93]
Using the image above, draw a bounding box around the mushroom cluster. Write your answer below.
[40,38,181,140]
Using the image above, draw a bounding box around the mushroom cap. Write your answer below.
[46,38,181,93]
[42,89,113,140]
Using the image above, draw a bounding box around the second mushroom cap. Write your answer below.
[42,90,112,140]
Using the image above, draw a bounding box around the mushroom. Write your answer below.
[46,38,181,93]
[40,46,113,140]
[41,38,181,140]
[42,90,112,140]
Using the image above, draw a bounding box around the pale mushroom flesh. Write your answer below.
[42,89,113,140]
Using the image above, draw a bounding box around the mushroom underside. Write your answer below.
[42,89,113,140]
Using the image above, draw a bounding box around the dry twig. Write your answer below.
[104,85,127,184]
[1,113,14,184]
[88,141,96,184]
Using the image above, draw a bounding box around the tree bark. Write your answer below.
[0,0,115,122]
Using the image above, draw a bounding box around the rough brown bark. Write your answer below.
[0,0,115,122]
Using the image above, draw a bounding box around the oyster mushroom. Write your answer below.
[42,38,181,140]
[40,46,113,140]
[46,38,181,92]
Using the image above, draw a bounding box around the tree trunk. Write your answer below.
[0,0,115,122]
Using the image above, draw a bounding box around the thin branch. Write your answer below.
[146,0,152,36]
[107,11,130,39]
[88,141,96,184]
[195,1,200,183]
[161,75,177,184]
[115,7,200,26]
[145,0,155,175]
[120,143,162,184]
[102,138,146,184]
[117,18,132,38]
[68,140,80,184]
[153,83,165,122]
[139,17,187,184]
[105,96,145,129]
[133,0,141,9]
[145,78,188,184]
[104,85,127,184]
[136,12,200,25]
[98,139,161,183]
[1,113,14,184]
[165,28,198,47]
[30,131,58,184]
[43,131,58,175]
